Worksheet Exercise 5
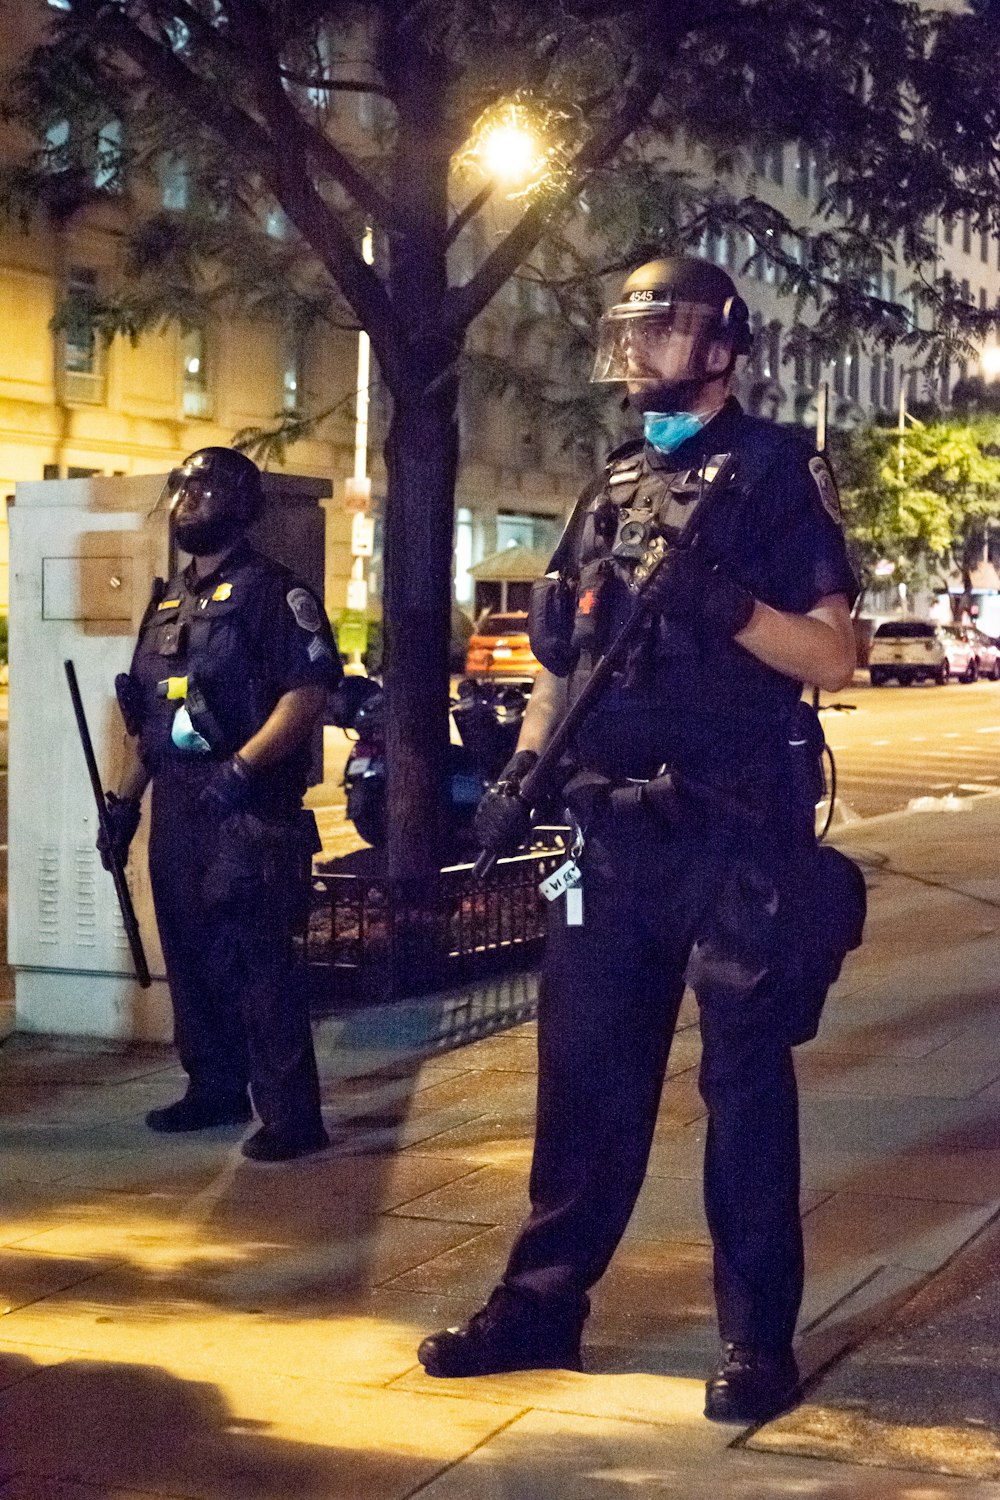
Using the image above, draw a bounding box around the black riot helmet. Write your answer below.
[167,446,265,555]
[591,256,753,390]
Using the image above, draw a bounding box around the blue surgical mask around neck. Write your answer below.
[643,409,706,454]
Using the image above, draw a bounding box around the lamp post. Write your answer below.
[341,227,375,671]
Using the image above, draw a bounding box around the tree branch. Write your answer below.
[443,65,661,337]
[224,0,400,232]
[79,3,404,383]
[444,181,495,251]
[277,69,392,97]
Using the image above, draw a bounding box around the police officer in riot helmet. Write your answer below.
[417,257,865,1422]
[99,446,342,1161]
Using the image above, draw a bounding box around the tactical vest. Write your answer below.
[129,557,275,772]
[528,441,739,683]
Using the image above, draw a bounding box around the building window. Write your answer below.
[93,118,123,193]
[982,231,989,264]
[763,322,782,380]
[982,287,989,311]
[870,354,882,407]
[963,215,972,254]
[832,351,845,398]
[751,145,768,177]
[847,346,859,402]
[454,507,474,605]
[182,326,211,418]
[883,360,895,411]
[282,332,306,413]
[768,147,784,186]
[61,268,106,404]
[794,347,807,387]
[495,513,560,555]
[943,216,954,247]
[265,205,290,239]
[795,145,810,197]
[159,154,190,211]
[961,278,971,304]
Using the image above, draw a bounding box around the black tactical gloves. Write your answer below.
[97,792,141,872]
[650,547,756,640]
[198,753,255,818]
[474,749,538,861]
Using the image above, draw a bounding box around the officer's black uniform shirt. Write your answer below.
[565,400,859,791]
[130,540,342,806]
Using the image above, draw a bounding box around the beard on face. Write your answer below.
[173,510,244,556]
[626,376,706,414]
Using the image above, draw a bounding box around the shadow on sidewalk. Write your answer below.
[0,1347,419,1497]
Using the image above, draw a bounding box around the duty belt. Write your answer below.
[561,765,768,834]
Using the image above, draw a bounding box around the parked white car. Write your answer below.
[965,627,1000,680]
[868,620,980,685]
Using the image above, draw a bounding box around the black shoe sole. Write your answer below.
[704,1385,800,1424]
[145,1106,252,1133]
[240,1133,330,1162]
[417,1344,583,1379]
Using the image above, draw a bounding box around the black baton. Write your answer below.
[64,659,151,988]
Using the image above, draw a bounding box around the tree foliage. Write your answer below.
[838,416,1000,598]
[9,1,1000,879]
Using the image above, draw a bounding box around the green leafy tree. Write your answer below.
[838,417,1000,606]
[8,1,1000,889]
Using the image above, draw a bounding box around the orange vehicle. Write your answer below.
[464,610,541,682]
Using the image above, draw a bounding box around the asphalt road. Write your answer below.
[820,672,1000,823]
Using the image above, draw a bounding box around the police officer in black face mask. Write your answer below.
[417,258,864,1422]
[99,447,342,1162]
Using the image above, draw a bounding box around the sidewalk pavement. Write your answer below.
[3,800,1000,1496]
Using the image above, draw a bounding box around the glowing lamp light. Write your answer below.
[874,558,896,577]
[459,99,567,199]
[481,119,545,186]
[981,344,1000,381]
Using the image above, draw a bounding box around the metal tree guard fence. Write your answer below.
[302,838,568,1009]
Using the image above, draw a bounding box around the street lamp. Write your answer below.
[458,99,565,199]
[981,344,1000,381]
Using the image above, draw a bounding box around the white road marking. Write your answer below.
[959,784,998,792]
[871,739,891,746]
[976,726,1000,733]
[944,732,960,738]
[910,735,927,741]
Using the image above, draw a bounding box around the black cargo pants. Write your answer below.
[148,765,324,1137]
[502,804,804,1352]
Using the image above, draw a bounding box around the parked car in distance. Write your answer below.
[464,610,541,683]
[868,620,980,685]
[965,626,1000,680]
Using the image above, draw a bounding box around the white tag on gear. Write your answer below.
[565,885,584,926]
[539,858,581,903]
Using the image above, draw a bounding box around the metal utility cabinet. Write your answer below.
[9,470,330,1042]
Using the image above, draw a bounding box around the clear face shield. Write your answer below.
[590,298,726,385]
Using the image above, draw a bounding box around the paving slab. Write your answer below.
[750,1213,1000,1481]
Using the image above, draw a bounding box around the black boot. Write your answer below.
[241,1122,329,1162]
[704,1342,800,1423]
[418,1286,588,1378]
[145,1089,252,1133]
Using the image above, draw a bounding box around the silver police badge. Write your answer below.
[287,586,322,632]
[808,456,842,523]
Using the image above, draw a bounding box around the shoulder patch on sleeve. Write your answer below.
[808,455,842,524]
[286,586,322,632]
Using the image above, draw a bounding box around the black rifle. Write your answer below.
[474,454,738,879]
[65,659,152,988]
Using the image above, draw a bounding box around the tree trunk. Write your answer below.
[379,39,462,991]
[382,377,459,886]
